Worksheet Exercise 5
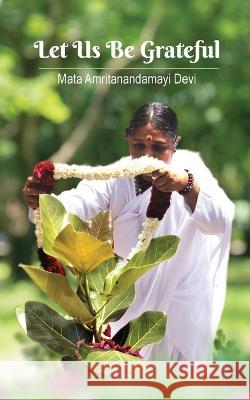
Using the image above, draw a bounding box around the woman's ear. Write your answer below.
[175,135,181,146]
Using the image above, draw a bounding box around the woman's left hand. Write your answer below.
[152,168,188,192]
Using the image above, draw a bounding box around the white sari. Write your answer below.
[55,150,235,360]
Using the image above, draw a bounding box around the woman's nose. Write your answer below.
[144,147,154,158]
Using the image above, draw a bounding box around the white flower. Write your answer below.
[127,218,160,260]
[33,209,43,248]
[53,156,168,180]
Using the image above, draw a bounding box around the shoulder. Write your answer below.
[172,149,219,190]
[172,149,206,170]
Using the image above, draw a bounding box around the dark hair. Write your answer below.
[125,102,178,143]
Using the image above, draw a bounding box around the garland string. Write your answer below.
[32,157,172,269]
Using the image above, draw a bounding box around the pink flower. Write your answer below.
[146,186,172,220]
[77,339,142,359]
[33,160,55,185]
[103,324,111,338]
[37,247,66,276]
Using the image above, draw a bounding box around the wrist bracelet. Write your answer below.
[178,169,194,196]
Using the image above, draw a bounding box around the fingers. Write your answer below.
[153,173,172,192]
[153,182,170,192]
[152,169,189,192]
[152,170,164,179]
[23,180,53,197]
[27,176,40,183]
[25,176,52,192]
[22,190,39,209]
[23,175,53,209]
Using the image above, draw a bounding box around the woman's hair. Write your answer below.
[125,102,178,143]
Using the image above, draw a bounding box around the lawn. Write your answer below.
[0,257,249,360]
[219,256,250,358]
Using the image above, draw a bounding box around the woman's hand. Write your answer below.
[152,168,200,212]
[22,176,53,209]
[152,168,188,192]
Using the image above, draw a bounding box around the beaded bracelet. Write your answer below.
[178,169,194,196]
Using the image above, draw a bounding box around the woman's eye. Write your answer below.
[134,143,145,150]
[152,144,172,153]
[152,145,165,153]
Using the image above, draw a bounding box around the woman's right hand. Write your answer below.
[22,176,53,209]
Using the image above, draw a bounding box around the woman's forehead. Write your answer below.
[132,125,171,142]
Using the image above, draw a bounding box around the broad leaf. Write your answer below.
[16,305,27,333]
[40,195,113,257]
[87,257,119,294]
[96,285,136,330]
[52,224,115,273]
[20,264,93,323]
[104,235,180,296]
[78,342,140,361]
[124,311,167,350]
[89,291,104,316]
[40,195,87,258]
[88,284,135,332]
[83,211,113,244]
[25,301,92,356]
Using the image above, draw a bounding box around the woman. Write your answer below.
[23,102,234,360]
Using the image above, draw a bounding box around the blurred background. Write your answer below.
[0,0,249,360]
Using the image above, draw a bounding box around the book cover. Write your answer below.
[0,1,249,399]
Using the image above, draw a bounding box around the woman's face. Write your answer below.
[126,123,179,164]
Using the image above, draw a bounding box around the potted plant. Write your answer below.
[17,194,180,361]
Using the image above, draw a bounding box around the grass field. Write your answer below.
[218,256,250,358]
[0,256,249,360]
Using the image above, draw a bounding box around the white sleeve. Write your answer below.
[55,179,111,220]
[183,152,235,235]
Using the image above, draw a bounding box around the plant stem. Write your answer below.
[83,324,92,333]
[80,275,100,342]
[82,275,95,315]
[96,299,109,315]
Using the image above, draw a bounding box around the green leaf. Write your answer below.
[124,311,167,350]
[16,305,27,333]
[40,195,113,258]
[104,235,180,296]
[96,285,136,330]
[89,291,104,315]
[83,211,113,244]
[20,264,93,323]
[25,301,92,356]
[40,194,87,258]
[78,342,140,361]
[52,224,115,273]
[87,257,119,294]
[214,339,221,351]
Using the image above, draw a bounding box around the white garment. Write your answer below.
[53,150,234,361]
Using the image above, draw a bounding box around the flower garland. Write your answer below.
[32,156,172,273]
[34,157,168,181]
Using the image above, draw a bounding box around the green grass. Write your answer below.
[0,257,249,360]
[220,286,250,356]
[0,279,50,359]
[220,256,250,358]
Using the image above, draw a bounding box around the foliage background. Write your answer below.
[0,0,249,359]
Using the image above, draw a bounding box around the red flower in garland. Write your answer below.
[146,185,172,220]
[33,160,55,185]
[37,247,66,276]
